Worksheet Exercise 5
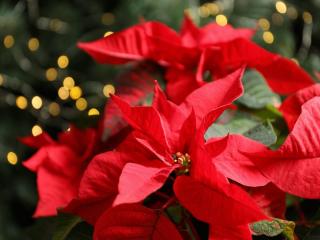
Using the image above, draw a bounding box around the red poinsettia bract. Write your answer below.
[279,84,320,130]
[66,68,268,239]
[21,126,98,217]
[78,16,313,104]
[212,96,320,199]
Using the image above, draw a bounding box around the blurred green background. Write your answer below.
[1,0,320,239]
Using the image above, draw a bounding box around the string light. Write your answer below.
[104,31,114,37]
[0,74,4,86]
[46,68,58,81]
[206,3,219,15]
[75,98,87,111]
[70,86,82,100]
[263,31,275,44]
[103,84,115,97]
[31,96,43,109]
[199,5,210,18]
[57,55,69,69]
[258,18,270,31]
[63,76,75,89]
[16,96,28,109]
[32,125,43,136]
[88,108,100,116]
[7,152,18,165]
[275,1,287,14]
[58,86,69,100]
[303,11,312,24]
[3,35,15,48]
[48,102,60,116]
[49,18,64,32]
[216,14,228,26]
[101,12,115,25]
[28,38,40,51]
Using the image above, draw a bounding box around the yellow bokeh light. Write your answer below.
[0,74,4,86]
[28,38,40,51]
[75,98,88,111]
[206,3,219,15]
[31,96,43,109]
[88,108,100,116]
[104,31,114,37]
[63,76,75,89]
[58,86,69,100]
[103,84,115,98]
[16,96,28,109]
[57,55,69,69]
[216,14,228,26]
[275,1,287,14]
[258,18,270,31]
[70,86,82,100]
[3,35,15,48]
[7,152,18,165]
[46,68,58,81]
[32,125,43,136]
[48,102,61,116]
[101,12,115,25]
[199,5,210,18]
[303,11,312,24]
[263,31,275,44]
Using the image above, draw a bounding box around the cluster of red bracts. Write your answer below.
[22,16,320,240]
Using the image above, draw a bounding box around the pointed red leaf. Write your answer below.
[256,97,320,198]
[64,151,126,224]
[180,67,244,125]
[94,204,183,240]
[111,94,168,148]
[180,15,254,47]
[78,22,180,64]
[174,176,268,226]
[250,184,286,218]
[113,162,176,206]
[19,132,55,148]
[214,38,314,94]
[209,134,270,187]
[280,84,320,130]
[101,64,155,141]
[165,68,200,104]
[27,146,81,217]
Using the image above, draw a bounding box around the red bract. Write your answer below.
[68,68,269,239]
[280,84,320,130]
[78,16,313,103]
[94,203,183,240]
[100,64,155,141]
[212,97,320,199]
[21,126,98,217]
[180,14,255,47]
[210,38,314,95]
[66,68,245,224]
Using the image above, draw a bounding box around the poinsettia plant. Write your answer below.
[22,16,320,240]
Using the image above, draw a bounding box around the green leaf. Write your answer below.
[243,120,277,146]
[250,218,295,240]
[205,111,260,139]
[52,213,82,240]
[237,70,281,109]
[205,111,277,146]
